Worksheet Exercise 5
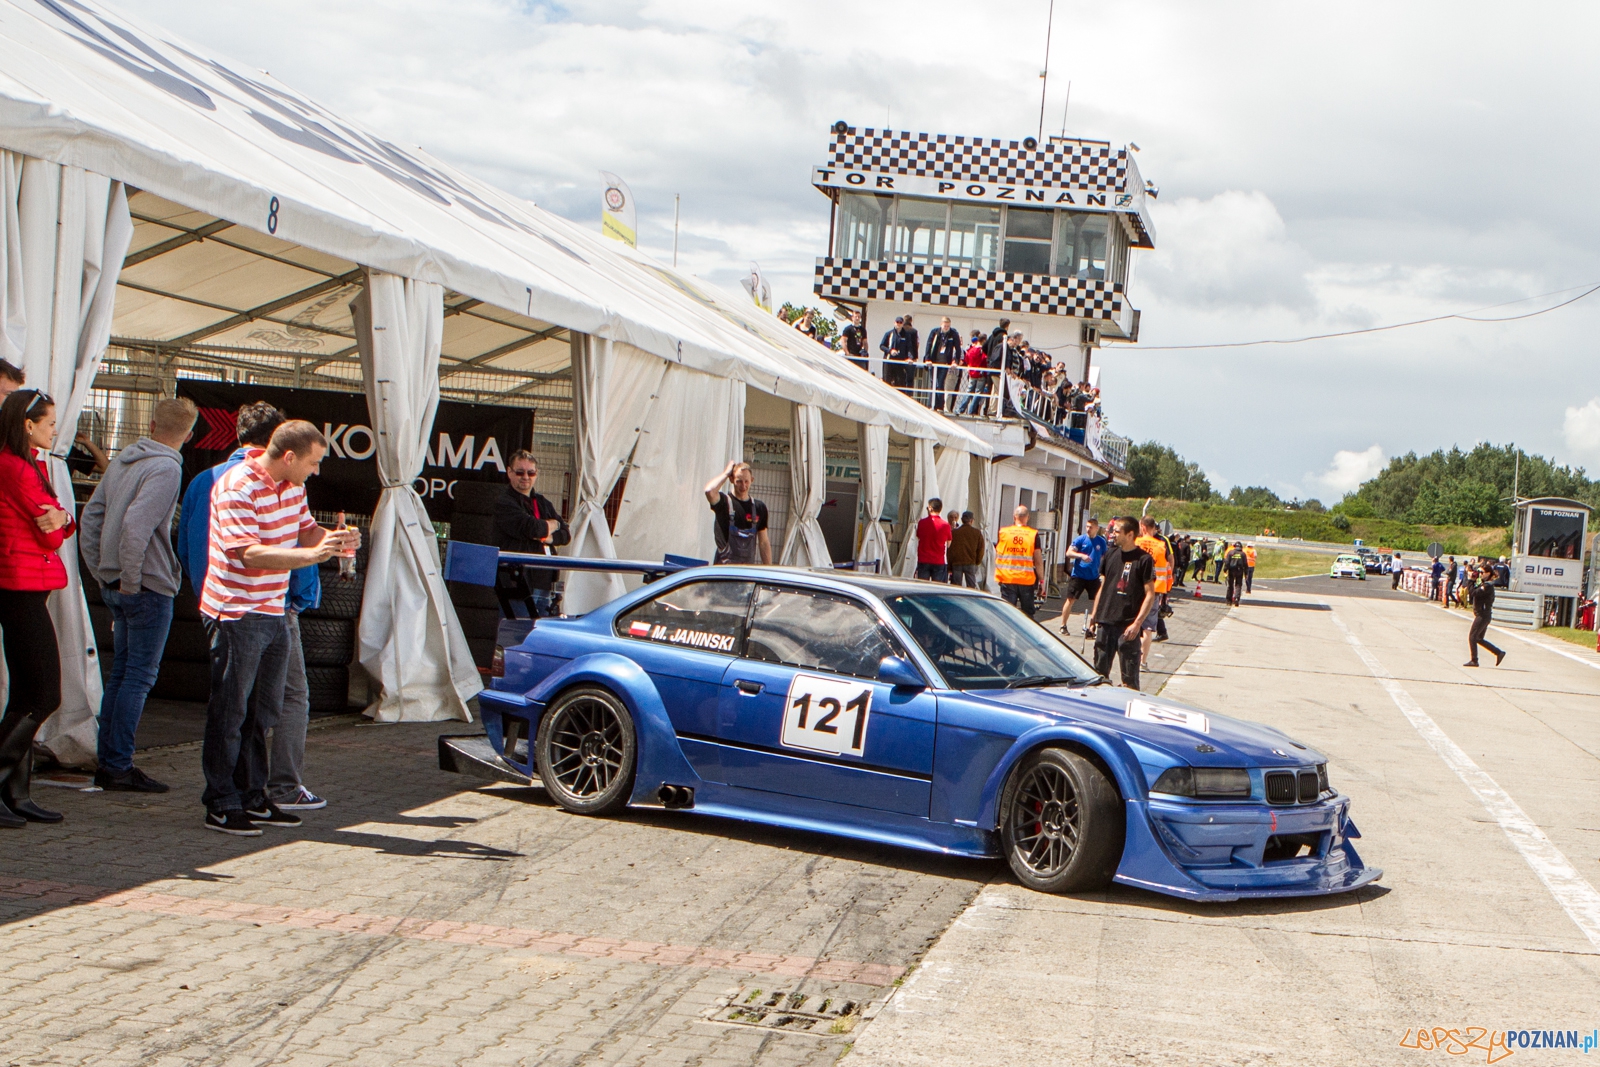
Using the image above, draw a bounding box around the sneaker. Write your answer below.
[205,811,263,836]
[274,788,327,811]
[1493,649,1506,666]
[245,803,302,828]
[95,767,171,793]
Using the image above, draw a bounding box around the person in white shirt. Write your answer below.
[1389,552,1405,590]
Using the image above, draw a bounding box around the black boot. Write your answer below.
[0,717,61,825]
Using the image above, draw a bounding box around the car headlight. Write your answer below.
[1151,766,1252,798]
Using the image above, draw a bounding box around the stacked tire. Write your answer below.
[301,551,365,712]
[448,481,504,672]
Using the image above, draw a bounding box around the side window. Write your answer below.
[744,586,897,680]
[615,580,753,656]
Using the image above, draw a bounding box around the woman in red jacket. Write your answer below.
[0,388,74,828]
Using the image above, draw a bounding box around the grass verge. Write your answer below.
[1251,548,1335,580]
[1539,627,1597,650]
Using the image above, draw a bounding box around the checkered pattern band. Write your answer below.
[813,258,1124,319]
[828,128,1128,191]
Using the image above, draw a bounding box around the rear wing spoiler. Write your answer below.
[442,541,706,587]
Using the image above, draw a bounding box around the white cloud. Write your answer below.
[1140,191,1316,312]
[1563,398,1600,471]
[1309,446,1387,498]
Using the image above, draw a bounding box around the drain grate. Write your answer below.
[705,985,882,1036]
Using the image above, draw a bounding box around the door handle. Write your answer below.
[734,679,764,695]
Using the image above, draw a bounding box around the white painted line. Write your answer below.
[1491,625,1600,673]
[1328,608,1600,949]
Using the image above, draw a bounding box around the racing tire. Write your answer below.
[1000,747,1124,894]
[534,685,637,816]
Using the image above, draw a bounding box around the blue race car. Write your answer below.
[441,562,1379,902]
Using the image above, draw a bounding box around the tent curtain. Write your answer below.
[975,453,998,590]
[933,445,970,522]
[1,156,132,766]
[894,437,940,578]
[856,423,890,569]
[612,364,740,569]
[351,270,480,723]
[564,335,668,614]
[779,403,831,569]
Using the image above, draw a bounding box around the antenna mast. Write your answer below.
[1037,0,1055,143]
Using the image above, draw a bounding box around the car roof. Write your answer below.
[665,565,992,601]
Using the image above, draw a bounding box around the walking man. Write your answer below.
[493,450,570,617]
[79,397,198,792]
[924,316,963,411]
[995,505,1044,617]
[1244,541,1257,594]
[1059,516,1107,637]
[1444,556,1459,607]
[1390,552,1405,590]
[1088,517,1156,690]
[1192,538,1210,583]
[199,421,357,835]
[180,401,329,812]
[947,511,985,588]
[1464,563,1506,667]
[914,498,952,582]
[1224,541,1248,606]
[704,461,772,565]
[1210,543,1227,583]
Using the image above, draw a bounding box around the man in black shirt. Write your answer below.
[879,315,919,390]
[1088,517,1156,689]
[493,450,571,617]
[839,308,867,371]
[703,461,772,565]
[1464,562,1506,667]
[924,315,963,411]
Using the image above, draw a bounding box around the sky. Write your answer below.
[113,0,1600,500]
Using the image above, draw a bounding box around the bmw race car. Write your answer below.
[440,551,1380,902]
[1330,554,1367,580]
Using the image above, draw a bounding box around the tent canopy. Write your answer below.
[0,0,989,455]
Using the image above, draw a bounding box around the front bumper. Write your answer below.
[1115,795,1381,901]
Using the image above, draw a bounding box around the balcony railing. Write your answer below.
[882,363,1126,472]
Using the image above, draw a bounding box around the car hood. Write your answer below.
[969,685,1324,768]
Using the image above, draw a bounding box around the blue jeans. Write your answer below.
[201,612,290,814]
[97,588,174,774]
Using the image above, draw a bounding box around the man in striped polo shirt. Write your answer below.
[199,421,358,836]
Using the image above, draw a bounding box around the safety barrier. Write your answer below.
[1490,592,1539,630]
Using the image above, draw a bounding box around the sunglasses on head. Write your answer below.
[24,390,53,416]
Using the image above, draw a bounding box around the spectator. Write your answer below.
[0,389,75,827]
[1209,542,1226,583]
[1244,541,1257,593]
[994,505,1044,617]
[914,498,952,582]
[1429,556,1444,601]
[78,397,198,793]
[956,331,989,416]
[198,421,357,836]
[703,461,771,565]
[879,315,918,389]
[0,358,24,395]
[947,511,986,588]
[1135,517,1173,663]
[493,450,570,617]
[792,307,818,340]
[839,308,868,371]
[1444,556,1460,606]
[1494,556,1511,588]
[1088,516,1155,690]
[1172,535,1191,588]
[1389,552,1405,590]
[66,414,109,477]
[924,316,962,411]
[179,401,329,812]
[1059,516,1107,637]
[1224,541,1248,606]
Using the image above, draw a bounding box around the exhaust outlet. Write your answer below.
[656,784,695,809]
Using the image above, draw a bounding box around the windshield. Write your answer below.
[886,593,1102,690]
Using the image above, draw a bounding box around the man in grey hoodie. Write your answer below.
[79,398,198,792]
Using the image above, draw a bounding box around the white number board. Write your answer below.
[781,673,873,758]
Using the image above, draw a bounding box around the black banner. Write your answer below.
[176,382,533,521]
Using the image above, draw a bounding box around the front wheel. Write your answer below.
[535,685,637,815]
[1000,747,1124,893]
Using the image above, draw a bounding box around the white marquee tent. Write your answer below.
[0,0,989,762]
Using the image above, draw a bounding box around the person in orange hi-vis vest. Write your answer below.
[995,505,1045,618]
[1135,517,1172,669]
[1244,542,1258,594]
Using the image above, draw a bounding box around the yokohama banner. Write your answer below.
[176,381,533,521]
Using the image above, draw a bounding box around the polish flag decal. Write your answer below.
[628,621,652,638]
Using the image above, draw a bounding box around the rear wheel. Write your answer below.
[1000,747,1124,893]
[535,685,637,815]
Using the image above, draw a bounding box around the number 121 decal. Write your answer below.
[780,673,872,758]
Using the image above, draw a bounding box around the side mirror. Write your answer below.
[878,656,927,690]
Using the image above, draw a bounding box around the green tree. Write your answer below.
[1107,442,1212,501]
[1406,478,1508,527]
[778,302,840,347]
[1228,485,1285,509]
[1348,443,1597,521]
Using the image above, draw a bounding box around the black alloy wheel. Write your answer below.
[534,685,637,815]
[1000,747,1124,893]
